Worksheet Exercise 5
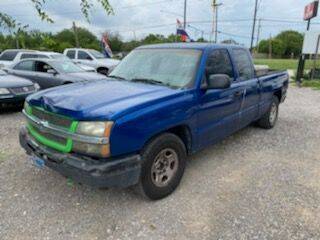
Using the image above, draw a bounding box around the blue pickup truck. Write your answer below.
[20,43,289,200]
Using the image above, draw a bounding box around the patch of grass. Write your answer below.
[254,59,298,70]
[254,58,320,71]
[301,80,320,90]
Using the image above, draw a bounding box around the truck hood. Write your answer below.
[59,72,107,81]
[27,79,180,120]
[0,61,12,68]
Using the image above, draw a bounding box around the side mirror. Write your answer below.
[47,69,57,75]
[206,74,231,89]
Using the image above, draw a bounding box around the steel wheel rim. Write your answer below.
[151,148,179,187]
[269,103,278,125]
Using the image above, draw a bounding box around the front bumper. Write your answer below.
[19,126,141,188]
[0,94,29,106]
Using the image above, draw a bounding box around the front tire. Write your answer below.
[257,96,280,129]
[97,68,109,76]
[137,133,187,200]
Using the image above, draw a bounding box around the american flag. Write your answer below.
[101,34,113,58]
[176,19,190,42]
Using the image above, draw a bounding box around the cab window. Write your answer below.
[66,50,76,59]
[205,49,234,80]
[78,51,92,60]
[232,49,254,81]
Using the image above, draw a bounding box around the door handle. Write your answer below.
[234,91,243,97]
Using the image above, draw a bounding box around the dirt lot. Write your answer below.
[0,86,320,240]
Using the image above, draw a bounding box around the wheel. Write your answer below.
[257,96,280,129]
[97,68,109,76]
[137,133,187,200]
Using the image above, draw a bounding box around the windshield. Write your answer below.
[50,54,70,61]
[89,50,106,59]
[110,49,202,88]
[51,61,84,73]
[0,50,19,61]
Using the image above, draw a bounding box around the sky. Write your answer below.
[0,0,320,47]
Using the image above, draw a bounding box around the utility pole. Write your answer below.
[212,0,222,43]
[256,18,261,53]
[250,0,258,53]
[268,34,272,59]
[183,0,187,29]
[72,22,80,48]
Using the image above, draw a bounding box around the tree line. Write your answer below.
[0,27,303,58]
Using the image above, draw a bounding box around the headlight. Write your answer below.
[24,101,31,114]
[0,88,10,95]
[34,83,40,91]
[73,121,113,158]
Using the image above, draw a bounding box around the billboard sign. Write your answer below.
[304,1,319,21]
[302,31,320,54]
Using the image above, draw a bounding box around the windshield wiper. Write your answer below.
[131,78,167,86]
[108,75,126,80]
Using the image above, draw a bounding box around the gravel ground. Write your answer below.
[0,86,320,240]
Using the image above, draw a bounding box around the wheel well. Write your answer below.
[166,125,192,155]
[97,67,109,72]
[274,89,282,102]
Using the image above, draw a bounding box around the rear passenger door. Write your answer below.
[198,49,243,147]
[10,60,38,82]
[232,48,260,127]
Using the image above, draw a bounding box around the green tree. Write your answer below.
[275,30,303,57]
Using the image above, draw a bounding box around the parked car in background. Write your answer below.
[63,48,120,75]
[36,51,96,72]
[8,59,107,89]
[20,43,289,200]
[0,70,39,108]
[0,49,37,69]
[0,49,96,72]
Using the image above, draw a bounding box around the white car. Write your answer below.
[0,49,37,69]
[63,48,120,75]
[0,49,96,72]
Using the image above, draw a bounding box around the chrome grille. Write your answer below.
[10,85,35,94]
[31,107,72,129]
[31,124,68,145]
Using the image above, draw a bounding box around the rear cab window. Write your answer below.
[66,50,76,59]
[0,50,19,61]
[232,48,255,81]
[78,50,93,60]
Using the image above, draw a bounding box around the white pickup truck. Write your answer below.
[63,48,120,75]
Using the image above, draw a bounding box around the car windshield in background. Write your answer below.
[110,49,202,88]
[88,50,106,59]
[0,51,19,61]
[50,54,70,61]
[51,61,84,73]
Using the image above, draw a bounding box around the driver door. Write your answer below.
[197,49,243,148]
[33,61,60,89]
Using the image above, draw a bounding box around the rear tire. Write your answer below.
[137,133,187,200]
[257,96,279,129]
